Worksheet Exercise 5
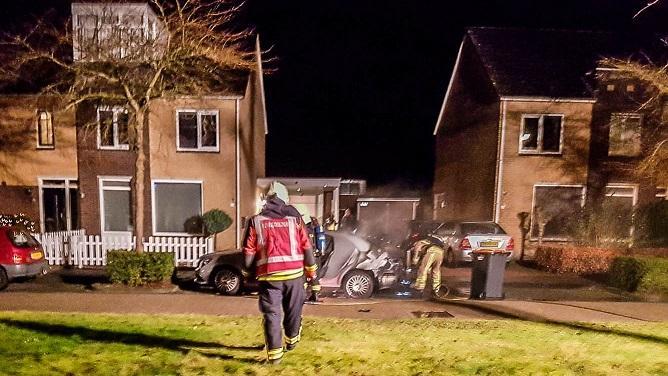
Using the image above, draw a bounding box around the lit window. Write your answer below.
[520,115,563,154]
[177,110,219,152]
[606,84,615,92]
[153,181,203,234]
[531,185,585,240]
[608,113,641,157]
[36,110,54,148]
[97,107,129,150]
[626,84,635,92]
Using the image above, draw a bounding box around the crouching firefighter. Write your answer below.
[243,182,318,364]
[410,239,445,298]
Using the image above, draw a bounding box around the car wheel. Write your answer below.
[342,270,374,299]
[445,249,457,267]
[214,268,242,296]
[0,268,8,291]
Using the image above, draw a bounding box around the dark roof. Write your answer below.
[467,27,666,98]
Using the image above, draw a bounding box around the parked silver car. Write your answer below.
[408,221,514,266]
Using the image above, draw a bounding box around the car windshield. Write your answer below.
[8,229,39,248]
[460,223,506,235]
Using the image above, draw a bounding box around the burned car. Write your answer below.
[193,231,403,299]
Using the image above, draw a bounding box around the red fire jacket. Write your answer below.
[243,215,315,280]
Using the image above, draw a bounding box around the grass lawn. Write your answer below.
[0,312,667,375]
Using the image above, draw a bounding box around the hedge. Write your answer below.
[609,257,668,295]
[107,250,174,286]
[534,246,617,274]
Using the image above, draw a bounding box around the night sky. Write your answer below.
[4,1,668,191]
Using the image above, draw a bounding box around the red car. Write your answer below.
[0,226,48,291]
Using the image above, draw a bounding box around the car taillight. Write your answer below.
[507,238,515,251]
[459,238,472,250]
[13,254,22,264]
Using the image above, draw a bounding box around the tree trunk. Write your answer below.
[134,110,146,253]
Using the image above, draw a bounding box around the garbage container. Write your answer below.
[469,250,510,300]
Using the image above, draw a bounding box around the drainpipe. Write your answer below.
[235,99,241,248]
[494,100,507,223]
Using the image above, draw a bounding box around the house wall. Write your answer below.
[497,100,593,247]
[76,103,152,236]
[433,37,499,222]
[0,96,78,228]
[587,76,661,209]
[239,69,267,236]
[149,98,238,250]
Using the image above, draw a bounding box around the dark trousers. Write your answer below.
[259,277,305,359]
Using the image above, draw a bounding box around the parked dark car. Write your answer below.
[0,226,49,290]
[404,220,514,266]
[193,231,403,299]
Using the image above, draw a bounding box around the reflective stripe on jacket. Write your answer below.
[244,215,312,278]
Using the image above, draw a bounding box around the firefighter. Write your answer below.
[243,182,318,364]
[410,239,445,298]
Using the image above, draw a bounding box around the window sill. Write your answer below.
[98,146,131,151]
[36,145,55,150]
[519,151,562,156]
[176,148,220,153]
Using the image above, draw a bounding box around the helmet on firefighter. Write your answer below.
[267,181,290,204]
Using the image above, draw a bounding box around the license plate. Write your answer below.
[31,252,43,260]
[479,241,499,248]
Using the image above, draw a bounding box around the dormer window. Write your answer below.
[36,110,54,149]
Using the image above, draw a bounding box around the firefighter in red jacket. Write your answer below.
[243,182,318,364]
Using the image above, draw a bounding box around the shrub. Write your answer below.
[107,250,174,286]
[202,209,232,236]
[608,257,647,291]
[608,256,668,295]
[534,246,617,274]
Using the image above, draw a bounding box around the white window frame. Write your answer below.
[608,113,642,157]
[151,179,204,236]
[519,114,564,155]
[98,176,133,236]
[176,109,220,152]
[38,177,79,233]
[36,110,55,149]
[603,183,638,239]
[530,183,586,241]
[97,106,130,150]
[657,187,667,200]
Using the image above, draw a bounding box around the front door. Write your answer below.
[40,179,79,233]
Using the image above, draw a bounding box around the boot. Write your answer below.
[308,291,319,302]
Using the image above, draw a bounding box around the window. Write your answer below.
[36,110,54,148]
[608,113,642,157]
[601,185,637,238]
[97,107,129,150]
[152,181,203,235]
[606,84,615,92]
[520,115,563,154]
[99,178,133,234]
[77,14,99,60]
[657,187,667,200]
[531,185,585,240]
[176,110,219,152]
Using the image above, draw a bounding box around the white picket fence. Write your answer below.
[34,231,214,268]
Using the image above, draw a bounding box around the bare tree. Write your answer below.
[600,57,668,187]
[0,0,257,251]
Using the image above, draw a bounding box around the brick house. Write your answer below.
[0,2,267,250]
[432,27,667,251]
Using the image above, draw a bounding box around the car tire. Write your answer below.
[342,270,374,299]
[445,249,457,267]
[0,268,8,292]
[214,268,242,296]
